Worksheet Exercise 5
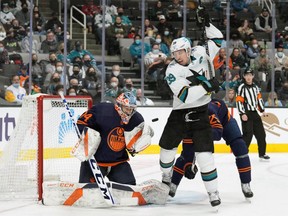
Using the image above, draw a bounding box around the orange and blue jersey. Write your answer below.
[77,102,144,167]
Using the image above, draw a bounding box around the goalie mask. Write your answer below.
[115,92,137,124]
[170,37,192,58]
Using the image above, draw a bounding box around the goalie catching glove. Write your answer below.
[125,122,154,156]
[71,127,101,161]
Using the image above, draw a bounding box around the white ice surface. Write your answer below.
[0,153,288,216]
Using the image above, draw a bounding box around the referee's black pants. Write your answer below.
[241,111,267,157]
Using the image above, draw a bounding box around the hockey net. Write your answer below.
[0,94,92,201]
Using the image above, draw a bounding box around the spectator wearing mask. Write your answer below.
[108,64,125,88]
[154,33,170,56]
[0,3,15,30]
[15,2,30,27]
[104,76,123,102]
[112,7,132,26]
[82,66,100,90]
[230,47,248,74]
[47,72,62,95]
[106,16,128,55]
[129,34,151,67]
[246,38,260,62]
[29,53,43,87]
[67,86,78,96]
[44,12,63,33]
[9,18,26,41]
[122,78,136,96]
[5,75,26,104]
[68,56,86,78]
[156,15,175,38]
[69,63,83,87]
[68,41,97,67]
[2,29,21,52]
[144,43,167,83]
[274,45,288,72]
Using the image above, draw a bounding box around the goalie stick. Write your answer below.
[59,92,115,206]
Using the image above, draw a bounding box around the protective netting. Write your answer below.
[0,94,90,200]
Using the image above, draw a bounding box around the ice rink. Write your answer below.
[0,153,288,216]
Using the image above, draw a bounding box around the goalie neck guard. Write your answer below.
[115,92,137,124]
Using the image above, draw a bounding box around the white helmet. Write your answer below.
[170,37,191,55]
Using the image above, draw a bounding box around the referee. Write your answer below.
[236,68,270,160]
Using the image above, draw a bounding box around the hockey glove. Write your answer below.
[201,77,220,93]
[184,164,198,179]
[196,5,210,27]
[187,69,207,86]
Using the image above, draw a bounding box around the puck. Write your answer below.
[152,118,159,122]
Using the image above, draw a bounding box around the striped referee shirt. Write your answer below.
[236,82,265,115]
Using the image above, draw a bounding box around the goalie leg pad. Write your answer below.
[71,127,101,162]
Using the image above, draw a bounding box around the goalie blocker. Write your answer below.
[42,179,169,207]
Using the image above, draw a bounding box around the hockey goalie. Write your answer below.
[42,93,169,207]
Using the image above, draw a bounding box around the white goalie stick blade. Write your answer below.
[42,179,169,208]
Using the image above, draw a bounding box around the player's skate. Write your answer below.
[241,183,253,201]
[169,183,178,197]
[162,170,172,186]
[208,191,221,208]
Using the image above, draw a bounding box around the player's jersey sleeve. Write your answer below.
[206,23,223,60]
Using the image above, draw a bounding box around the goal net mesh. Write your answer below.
[0,94,91,200]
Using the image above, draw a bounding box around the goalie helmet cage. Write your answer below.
[0,94,92,201]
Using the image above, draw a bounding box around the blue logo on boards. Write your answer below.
[58,109,79,144]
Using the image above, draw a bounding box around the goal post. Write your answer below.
[0,94,92,201]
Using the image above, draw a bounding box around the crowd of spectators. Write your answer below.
[1,0,288,107]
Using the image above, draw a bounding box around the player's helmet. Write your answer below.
[170,37,192,56]
[115,92,137,124]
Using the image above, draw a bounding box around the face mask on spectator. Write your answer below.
[56,66,62,72]
[252,44,258,49]
[155,38,161,43]
[73,70,80,75]
[53,78,60,82]
[13,83,20,88]
[67,35,70,39]
[164,31,169,36]
[69,92,76,96]
[110,82,118,87]
[277,52,284,58]
[135,39,141,45]
[152,49,160,54]
[126,84,132,89]
[113,71,120,76]
[0,47,4,52]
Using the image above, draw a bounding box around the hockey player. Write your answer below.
[159,6,223,207]
[76,92,154,185]
[170,98,253,200]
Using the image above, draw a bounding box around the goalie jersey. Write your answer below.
[76,102,144,166]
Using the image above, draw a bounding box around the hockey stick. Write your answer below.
[59,92,115,206]
[197,0,215,79]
